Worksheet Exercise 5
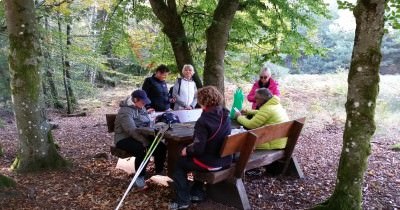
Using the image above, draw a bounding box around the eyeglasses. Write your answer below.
[259,76,269,79]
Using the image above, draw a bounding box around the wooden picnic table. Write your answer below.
[138,119,241,177]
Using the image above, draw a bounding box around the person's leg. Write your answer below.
[152,142,167,174]
[171,157,205,207]
[116,138,147,177]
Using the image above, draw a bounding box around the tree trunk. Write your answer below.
[203,0,239,94]
[43,17,63,109]
[58,16,73,114]
[4,0,67,172]
[65,22,77,107]
[312,0,386,209]
[149,0,203,88]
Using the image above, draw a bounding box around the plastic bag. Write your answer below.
[230,87,244,119]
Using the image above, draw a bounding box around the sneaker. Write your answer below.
[190,195,204,202]
[131,176,148,192]
[134,176,146,188]
[168,201,190,210]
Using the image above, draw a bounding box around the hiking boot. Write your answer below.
[168,201,190,210]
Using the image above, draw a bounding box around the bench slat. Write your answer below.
[246,150,285,171]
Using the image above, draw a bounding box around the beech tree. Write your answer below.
[4,0,67,172]
[313,0,387,209]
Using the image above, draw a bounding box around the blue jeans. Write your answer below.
[172,156,207,205]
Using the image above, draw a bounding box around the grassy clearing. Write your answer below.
[227,72,399,141]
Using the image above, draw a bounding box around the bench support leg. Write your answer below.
[206,178,251,210]
[264,156,304,178]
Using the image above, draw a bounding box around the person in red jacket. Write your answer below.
[247,66,280,109]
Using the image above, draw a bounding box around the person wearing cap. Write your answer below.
[114,89,167,190]
[142,64,175,112]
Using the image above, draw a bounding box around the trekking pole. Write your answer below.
[115,123,169,210]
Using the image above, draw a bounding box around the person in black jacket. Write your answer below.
[142,64,175,112]
[169,86,232,210]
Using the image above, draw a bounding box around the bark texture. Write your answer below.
[312,0,386,209]
[203,0,239,94]
[149,0,203,88]
[4,0,67,172]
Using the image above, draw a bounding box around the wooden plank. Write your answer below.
[106,114,116,133]
[246,150,285,171]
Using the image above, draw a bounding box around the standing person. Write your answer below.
[142,64,175,112]
[247,66,280,109]
[172,64,198,110]
[114,90,167,190]
[236,88,289,150]
[169,86,232,210]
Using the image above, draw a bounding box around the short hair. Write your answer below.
[182,64,194,73]
[197,86,223,107]
[260,66,271,76]
[256,88,273,102]
[155,64,170,73]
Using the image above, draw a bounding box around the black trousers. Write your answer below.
[116,137,167,176]
[172,156,207,205]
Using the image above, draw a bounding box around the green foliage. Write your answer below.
[0,174,15,189]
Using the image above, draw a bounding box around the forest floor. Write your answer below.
[1,74,399,210]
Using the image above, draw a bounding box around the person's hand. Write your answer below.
[234,111,242,119]
[240,109,248,115]
[181,147,187,156]
[185,105,192,110]
[169,97,176,103]
[147,108,155,114]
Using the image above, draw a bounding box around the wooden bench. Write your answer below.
[106,114,134,158]
[245,118,306,178]
[193,131,258,210]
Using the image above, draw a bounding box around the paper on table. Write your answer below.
[115,157,135,174]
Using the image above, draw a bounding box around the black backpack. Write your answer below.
[169,78,182,109]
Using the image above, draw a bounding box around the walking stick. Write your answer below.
[115,123,169,210]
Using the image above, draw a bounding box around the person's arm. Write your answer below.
[269,78,280,96]
[172,79,186,107]
[247,82,258,103]
[189,83,198,108]
[237,110,266,130]
[119,110,149,146]
[186,121,208,156]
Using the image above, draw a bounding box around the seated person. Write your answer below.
[235,88,289,149]
[247,66,280,109]
[114,89,167,190]
[169,86,232,210]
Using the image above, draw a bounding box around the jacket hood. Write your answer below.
[119,96,134,107]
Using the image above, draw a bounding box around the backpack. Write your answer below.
[169,78,182,109]
[155,112,181,125]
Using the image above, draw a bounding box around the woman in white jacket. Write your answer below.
[172,64,198,110]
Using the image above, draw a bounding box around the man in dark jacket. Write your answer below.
[142,64,175,111]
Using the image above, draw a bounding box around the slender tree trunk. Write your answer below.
[203,0,239,94]
[58,16,72,114]
[312,0,386,209]
[149,0,202,88]
[4,0,67,172]
[65,22,77,106]
[43,17,63,109]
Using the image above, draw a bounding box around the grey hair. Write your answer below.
[259,66,271,76]
[255,88,273,102]
[182,64,194,73]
